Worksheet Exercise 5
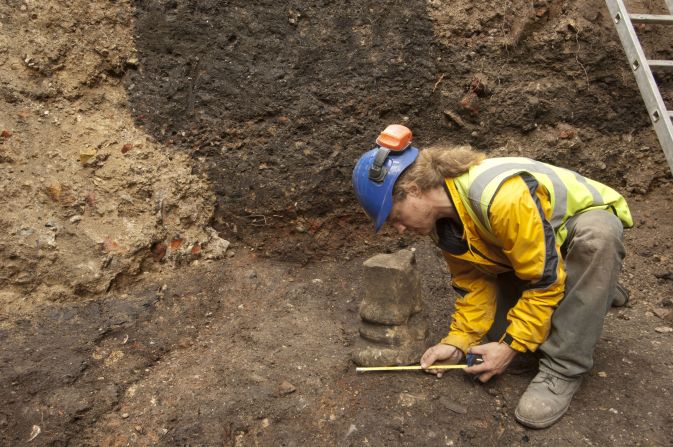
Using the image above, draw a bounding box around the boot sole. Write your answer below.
[514,401,571,429]
[612,283,630,307]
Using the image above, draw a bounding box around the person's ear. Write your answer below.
[406,182,421,198]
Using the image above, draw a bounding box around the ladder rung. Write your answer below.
[648,60,673,70]
[606,0,673,174]
[630,13,673,24]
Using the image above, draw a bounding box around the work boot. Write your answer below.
[611,283,630,307]
[514,370,583,429]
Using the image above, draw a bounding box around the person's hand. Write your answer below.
[464,342,518,382]
[420,343,462,378]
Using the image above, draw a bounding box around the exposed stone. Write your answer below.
[358,314,428,346]
[79,147,97,165]
[653,308,672,320]
[558,123,577,139]
[441,398,468,414]
[277,381,296,396]
[398,392,426,407]
[203,227,230,260]
[351,338,428,366]
[353,249,429,366]
[359,249,422,325]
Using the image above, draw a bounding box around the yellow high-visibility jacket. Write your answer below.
[437,157,632,354]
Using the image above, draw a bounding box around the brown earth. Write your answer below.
[2,0,673,446]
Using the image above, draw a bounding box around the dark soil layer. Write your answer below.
[128,0,443,260]
[127,0,671,260]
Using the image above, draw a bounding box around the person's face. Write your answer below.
[387,186,436,236]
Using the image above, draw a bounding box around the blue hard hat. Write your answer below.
[352,145,419,232]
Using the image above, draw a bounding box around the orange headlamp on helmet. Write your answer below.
[352,125,419,231]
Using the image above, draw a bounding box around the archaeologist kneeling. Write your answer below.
[352,125,632,429]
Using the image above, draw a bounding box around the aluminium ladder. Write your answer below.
[605,0,673,173]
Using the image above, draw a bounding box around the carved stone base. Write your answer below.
[352,338,429,367]
[358,315,428,346]
[358,249,422,325]
[353,249,430,367]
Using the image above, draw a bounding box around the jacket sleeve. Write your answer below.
[488,175,567,352]
[440,254,497,354]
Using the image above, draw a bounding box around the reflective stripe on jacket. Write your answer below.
[439,157,633,354]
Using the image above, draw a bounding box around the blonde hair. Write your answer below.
[393,145,485,201]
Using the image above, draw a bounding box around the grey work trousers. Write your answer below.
[487,210,626,378]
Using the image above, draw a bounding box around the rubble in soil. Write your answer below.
[0,0,221,308]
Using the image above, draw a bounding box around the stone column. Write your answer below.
[352,249,430,366]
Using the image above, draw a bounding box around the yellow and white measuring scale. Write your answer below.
[356,354,483,373]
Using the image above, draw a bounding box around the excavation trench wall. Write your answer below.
[1,0,672,301]
[0,0,218,304]
[128,0,671,261]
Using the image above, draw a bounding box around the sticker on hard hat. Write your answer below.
[375,124,412,151]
